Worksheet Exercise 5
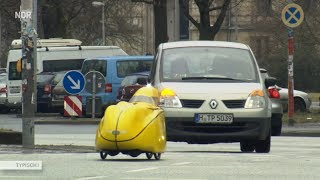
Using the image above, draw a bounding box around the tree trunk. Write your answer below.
[154,0,168,52]
[196,0,213,40]
[41,1,67,38]
[199,26,213,40]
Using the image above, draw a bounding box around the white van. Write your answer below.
[6,39,128,109]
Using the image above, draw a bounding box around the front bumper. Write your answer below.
[165,116,270,143]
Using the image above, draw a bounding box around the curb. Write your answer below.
[281,130,320,137]
[35,119,100,125]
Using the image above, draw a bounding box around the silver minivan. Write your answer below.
[150,41,276,153]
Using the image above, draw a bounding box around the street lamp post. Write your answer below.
[92,1,105,46]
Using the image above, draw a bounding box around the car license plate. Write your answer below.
[195,113,233,124]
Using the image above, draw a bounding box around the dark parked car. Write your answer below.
[51,72,68,113]
[37,71,67,113]
[116,72,149,102]
[36,72,56,112]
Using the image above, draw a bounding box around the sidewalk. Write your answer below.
[282,122,320,137]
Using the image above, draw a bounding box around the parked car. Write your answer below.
[116,71,149,102]
[51,71,68,113]
[80,55,153,116]
[36,72,56,112]
[261,69,312,112]
[150,41,276,153]
[260,68,283,136]
[0,73,9,113]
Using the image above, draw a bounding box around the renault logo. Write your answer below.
[210,99,218,109]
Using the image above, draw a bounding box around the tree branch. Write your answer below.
[208,6,223,11]
[211,0,231,34]
[179,0,200,29]
[209,0,244,12]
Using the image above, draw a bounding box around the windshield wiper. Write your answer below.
[181,76,246,81]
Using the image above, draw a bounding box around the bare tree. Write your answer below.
[132,0,168,52]
[0,0,20,67]
[180,0,232,40]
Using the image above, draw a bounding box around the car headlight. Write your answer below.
[245,90,266,109]
[159,88,182,108]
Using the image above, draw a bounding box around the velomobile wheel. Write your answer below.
[100,151,107,160]
[154,153,161,160]
[146,153,153,160]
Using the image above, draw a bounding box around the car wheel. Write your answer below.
[255,131,271,153]
[146,153,153,160]
[153,153,161,160]
[240,141,255,152]
[294,98,306,112]
[100,151,107,160]
[271,117,282,136]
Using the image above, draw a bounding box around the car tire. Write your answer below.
[294,98,306,112]
[240,141,255,152]
[255,130,271,153]
[271,117,282,136]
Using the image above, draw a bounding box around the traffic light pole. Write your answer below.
[21,0,35,148]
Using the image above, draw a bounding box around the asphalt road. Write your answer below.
[0,137,320,179]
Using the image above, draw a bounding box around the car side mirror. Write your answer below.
[265,77,277,88]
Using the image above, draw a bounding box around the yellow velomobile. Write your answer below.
[95,86,166,160]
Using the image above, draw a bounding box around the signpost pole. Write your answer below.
[92,73,96,119]
[281,3,304,127]
[21,0,35,148]
[287,28,295,126]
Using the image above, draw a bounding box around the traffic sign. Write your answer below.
[281,3,304,28]
[63,70,85,95]
[85,71,105,94]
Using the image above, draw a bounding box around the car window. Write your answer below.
[161,47,258,82]
[43,59,84,72]
[121,76,138,86]
[117,60,152,78]
[81,60,107,76]
[8,62,22,80]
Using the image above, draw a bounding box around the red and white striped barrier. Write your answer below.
[64,96,82,117]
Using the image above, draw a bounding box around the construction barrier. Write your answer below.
[64,96,82,117]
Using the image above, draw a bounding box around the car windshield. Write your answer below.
[161,47,258,82]
[52,72,66,86]
[37,74,54,83]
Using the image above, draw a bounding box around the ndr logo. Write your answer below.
[15,11,32,19]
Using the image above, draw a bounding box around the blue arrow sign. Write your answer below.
[63,70,85,95]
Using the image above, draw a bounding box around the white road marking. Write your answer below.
[170,162,192,166]
[76,176,109,180]
[126,167,159,173]
[0,176,41,179]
